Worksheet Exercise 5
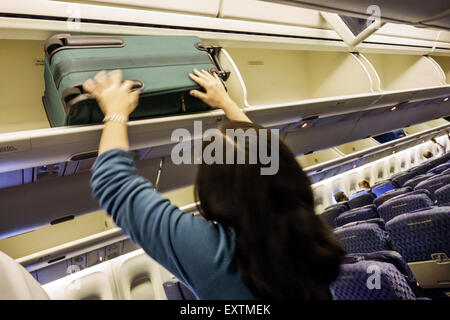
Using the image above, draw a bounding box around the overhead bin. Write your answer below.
[219,0,330,29]
[0,40,50,134]
[50,0,221,16]
[296,149,343,169]
[334,138,380,156]
[430,56,450,84]
[221,47,379,125]
[358,53,449,104]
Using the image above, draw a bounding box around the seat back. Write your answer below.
[371,181,397,197]
[378,193,434,223]
[427,162,450,175]
[374,186,412,207]
[391,171,417,187]
[385,207,450,262]
[319,203,349,228]
[435,184,450,206]
[333,219,391,254]
[415,174,450,195]
[408,162,435,175]
[331,260,416,300]
[0,251,50,300]
[348,192,376,210]
[334,205,378,227]
[343,251,416,286]
[403,174,433,189]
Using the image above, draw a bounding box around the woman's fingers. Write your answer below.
[82,78,97,94]
[189,89,207,100]
[201,69,214,80]
[121,79,134,92]
[109,69,122,87]
[189,73,207,88]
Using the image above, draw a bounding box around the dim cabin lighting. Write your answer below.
[392,151,396,154]
[353,164,357,168]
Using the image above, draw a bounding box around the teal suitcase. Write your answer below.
[43,34,230,127]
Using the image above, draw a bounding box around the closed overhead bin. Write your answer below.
[61,0,221,16]
[219,0,330,29]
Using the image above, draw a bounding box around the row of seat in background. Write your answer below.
[161,154,450,301]
[317,152,450,299]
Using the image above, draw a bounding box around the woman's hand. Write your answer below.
[84,70,140,155]
[189,69,251,123]
[83,70,140,118]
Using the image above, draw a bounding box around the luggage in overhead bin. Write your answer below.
[43,34,230,127]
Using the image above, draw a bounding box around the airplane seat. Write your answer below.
[408,162,436,175]
[42,264,117,300]
[333,219,392,254]
[373,186,413,207]
[348,191,376,210]
[343,251,417,290]
[385,207,450,290]
[378,193,434,223]
[0,251,50,300]
[109,250,168,300]
[414,174,450,196]
[334,204,378,228]
[331,260,417,300]
[403,174,434,189]
[435,185,450,206]
[371,180,397,197]
[427,162,450,175]
[386,207,450,263]
[163,278,197,300]
[318,203,349,228]
[391,171,418,187]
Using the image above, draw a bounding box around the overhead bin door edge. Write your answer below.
[0,111,226,173]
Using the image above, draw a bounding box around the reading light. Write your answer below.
[301,122,308,128]
[444,97,449,102]
[353,164,357,169]
[390,106,397,111]
[392,151,396,154]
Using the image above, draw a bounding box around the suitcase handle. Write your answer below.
[62,79,144,115]
[194,43,231,81]
[45,34,126,62]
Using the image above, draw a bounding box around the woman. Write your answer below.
[86,69,345,300]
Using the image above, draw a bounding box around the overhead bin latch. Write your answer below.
[194,43,231,81]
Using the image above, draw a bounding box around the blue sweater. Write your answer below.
[90,149,256,299]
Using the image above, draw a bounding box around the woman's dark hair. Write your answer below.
[194,120,345,299]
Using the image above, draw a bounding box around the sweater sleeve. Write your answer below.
[90,149,235,294]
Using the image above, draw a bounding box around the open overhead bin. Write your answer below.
[334,138,380,155]
[296,148,343,169]
[430,56,450,84]
[220,47,380,126]
[357,53,449,105]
